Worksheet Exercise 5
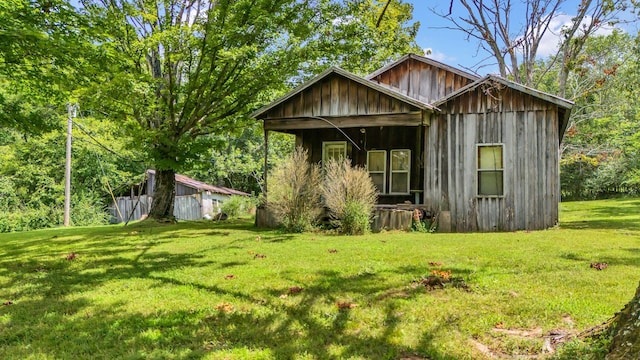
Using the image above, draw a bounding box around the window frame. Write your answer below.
[476,143,505,197]
[322,141,347,165]
[366,150,387,194]
[389,149,411,195]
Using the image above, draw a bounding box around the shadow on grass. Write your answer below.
[561,199,640,231]
[0,268,455,360]
[0,218,484,359]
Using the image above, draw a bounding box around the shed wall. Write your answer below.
[424,87,560,231]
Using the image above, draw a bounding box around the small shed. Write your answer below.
[253,53,574,232]
[109,170,249,223]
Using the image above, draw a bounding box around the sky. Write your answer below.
[403,0,638,76]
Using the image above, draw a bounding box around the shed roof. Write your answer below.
[365,53,481,82]
[147,170,249,196]
[252,66,438,119]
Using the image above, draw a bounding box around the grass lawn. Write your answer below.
[1,198,639,359]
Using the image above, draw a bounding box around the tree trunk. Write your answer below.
[148,168,176,222]
[607,281,640,359]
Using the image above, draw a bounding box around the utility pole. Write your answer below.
[64,103,77,227]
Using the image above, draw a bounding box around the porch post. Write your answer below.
[263,129,269,196]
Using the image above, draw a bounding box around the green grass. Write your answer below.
[1,199,639,359]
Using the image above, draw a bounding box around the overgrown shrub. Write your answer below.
[221,195,245,217]
[0,205,61,233]
[267,147,323,232]
[71,192,110,226]
[322,158,377,235]
[220,196,257,218]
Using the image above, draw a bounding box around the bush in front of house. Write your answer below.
[322,158,377,235]
[266,147,323,232]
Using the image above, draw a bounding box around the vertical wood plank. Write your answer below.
[312,85,321,116]
[330,76,340,116]
[339,78,349,115]
[348,79,358,115]
[321,79,331,115]
[357,84,368,115]
[367,89,379,114]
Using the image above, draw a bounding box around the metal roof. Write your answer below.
[147,170,249,196]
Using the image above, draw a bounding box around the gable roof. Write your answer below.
[252,66,438,119]
[432,75,574,139]
[432,74,574,109]
[147,170,249,196]
[365,53,481,82]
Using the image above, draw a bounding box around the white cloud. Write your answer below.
[424,48,455,63]
[536,13,616,57]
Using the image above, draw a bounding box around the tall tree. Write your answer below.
[436,0,626,97]
[80,0,325,221]
[80,0,422,221]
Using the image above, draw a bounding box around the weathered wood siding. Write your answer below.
[369,57,476,103]
[424,86,561,231]
[110,194,207,223]
[263,73,417,120]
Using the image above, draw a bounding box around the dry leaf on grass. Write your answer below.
[336,301,358,309]
[590,262,608,270]
[288,286,303,294]
[430,269,451,280]
[215,302,234,313]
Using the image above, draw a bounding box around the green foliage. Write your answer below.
[220,196,245,218]
[552,336,611,360]
[187,124,294,195]
[322,158,377,235]
[340,200,372,235]
[306,0,422,76]
[70,191,110,226]
[544,31,640,199]
[0,114,140,232]
[267,147,323,232]
[0,205,61,233]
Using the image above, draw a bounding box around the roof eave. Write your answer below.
[432,75,574,110]
[365,53,481,81]
[253,66,439,119]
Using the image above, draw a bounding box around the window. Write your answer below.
[367,150,386,193]
[477,144,504,196]
[322,141,347,165]
[390,149,410,194]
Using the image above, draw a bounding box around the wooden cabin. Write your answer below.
[253,54,573,232]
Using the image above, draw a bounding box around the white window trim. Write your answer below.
[322,141,347,165]
[476,143,505,198]
[389,149,411,195]
[366,150,387,194]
